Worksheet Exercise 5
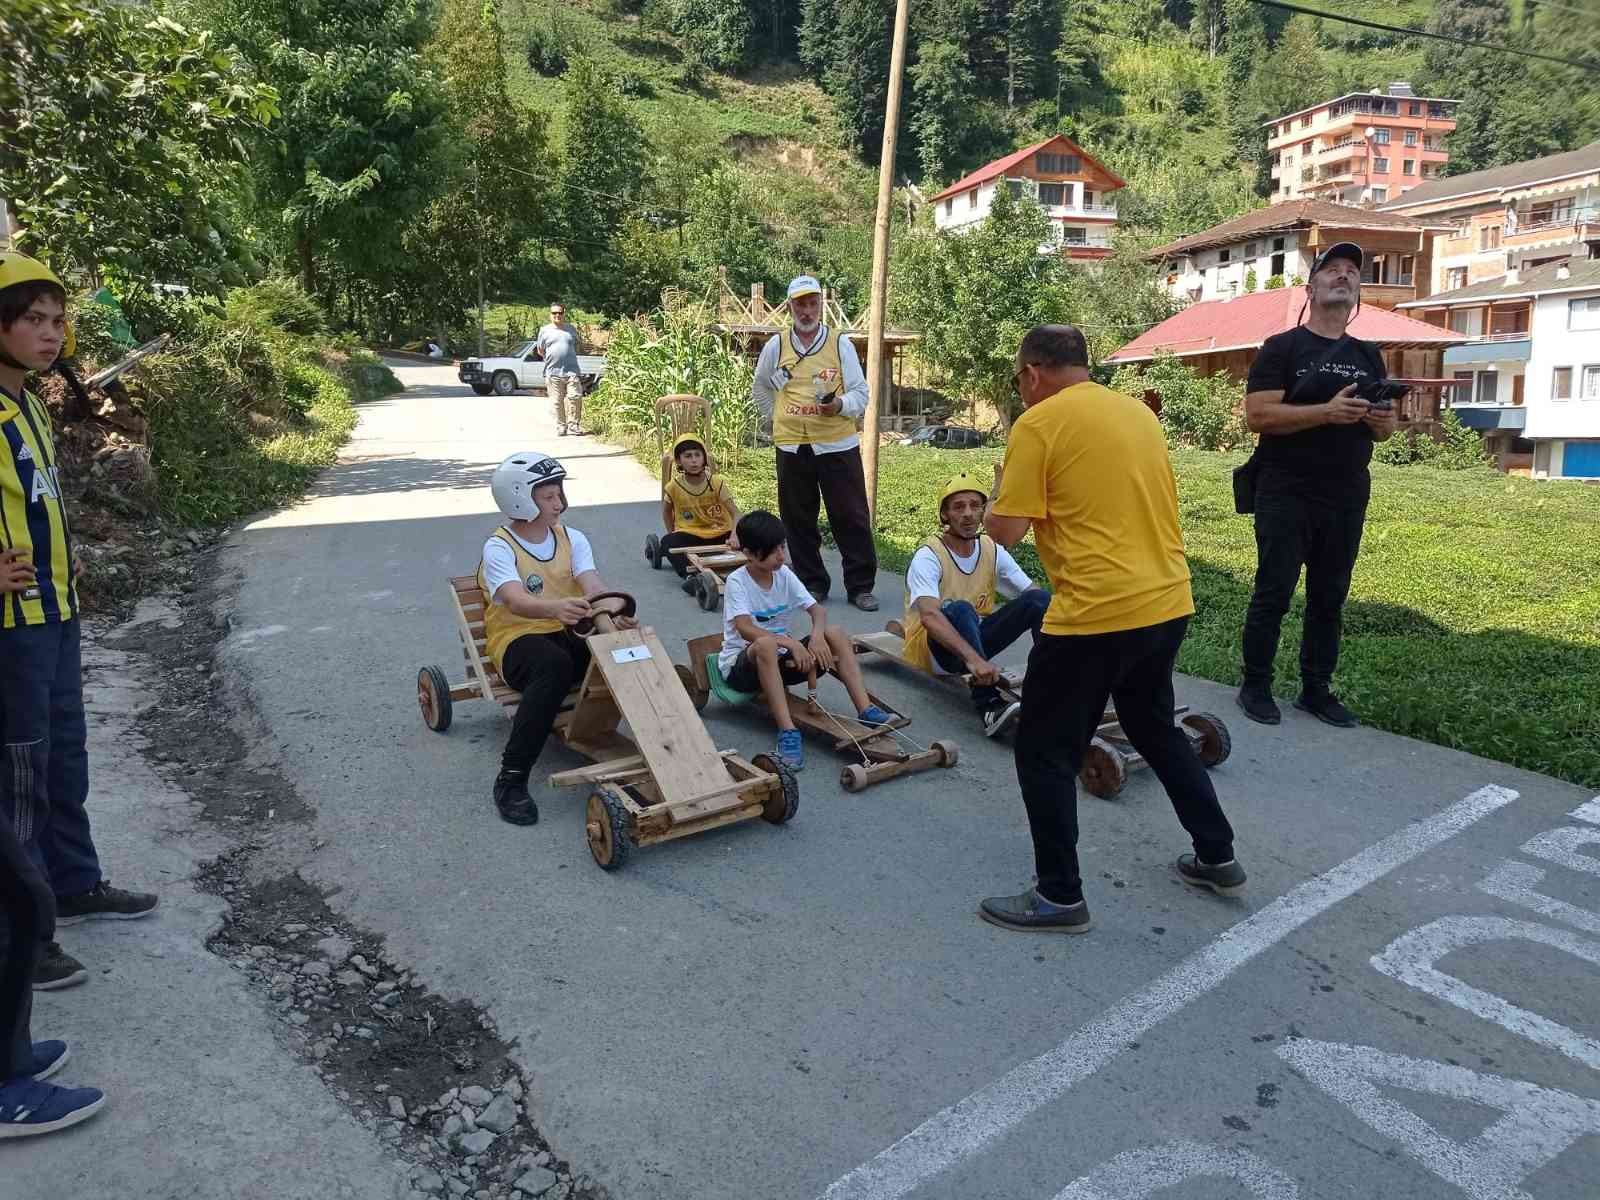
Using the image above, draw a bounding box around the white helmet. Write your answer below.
[491,451,569,520]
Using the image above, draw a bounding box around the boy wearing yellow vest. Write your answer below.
[1,253,158,1005]
[903,473,1049,738]
[478,451,636,825]
[751,275,879,611]
[660,434,741,581]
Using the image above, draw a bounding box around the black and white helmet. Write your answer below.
[491,451,569,520]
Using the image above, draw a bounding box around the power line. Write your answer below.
[1250,0,1600,73]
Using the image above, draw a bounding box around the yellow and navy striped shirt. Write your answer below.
[1,384,76,627]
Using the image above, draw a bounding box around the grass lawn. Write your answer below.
[686,443,1600,789]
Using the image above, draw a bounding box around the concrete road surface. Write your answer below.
[216,360,1600,1199]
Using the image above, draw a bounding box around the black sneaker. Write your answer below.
[849,591,879,612]
[55,879,158,925]
[1235,684,1281,726]
[982,700,1021,739]
[978,889,1092,934]
[1294,690,1359,728]
[1174,854,1248,896]
[34,943,88,991]
[493,771,539,825]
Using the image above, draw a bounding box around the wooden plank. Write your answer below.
[854,630,906,656]
[666,542,732,555]
[449,579,510,720]
[634,801,765,848]
[549,755,653,787]
[561,729,638,764]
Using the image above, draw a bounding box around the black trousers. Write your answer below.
[498,630,592,775]
[660,530,728,578]
[775,445,878,598]
[1,808,52,1079]
[1241,475,1368,694]
[1015,617,1235,905]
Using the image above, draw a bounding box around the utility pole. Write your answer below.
[475,157,485,358]
[863,0,911,522]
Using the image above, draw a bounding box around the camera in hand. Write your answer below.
[1353,379,1411,410]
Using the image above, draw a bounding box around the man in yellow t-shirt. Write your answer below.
[977,324,1243,935]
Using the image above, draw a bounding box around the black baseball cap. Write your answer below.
[1310,241,1363,276]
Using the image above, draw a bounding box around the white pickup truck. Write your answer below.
[457,340,606,397]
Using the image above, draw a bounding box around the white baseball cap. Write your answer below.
[786,275,822,300]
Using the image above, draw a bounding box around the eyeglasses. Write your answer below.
[1010,362,1040,394]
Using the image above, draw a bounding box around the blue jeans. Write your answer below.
[928,588,1050,710]
[0,619,102,898]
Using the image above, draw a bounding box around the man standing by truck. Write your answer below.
[537,303,584,437]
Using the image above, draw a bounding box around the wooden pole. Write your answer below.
[863,0,911,522]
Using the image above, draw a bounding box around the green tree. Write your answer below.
[1222,0,1269,195]
[670,0,755,71]
[799,0,893,160]
[0,0,279,287]
[559,57,648,262]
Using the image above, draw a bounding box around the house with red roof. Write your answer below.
[930,135,1124,260]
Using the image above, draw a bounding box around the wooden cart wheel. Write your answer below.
[697,570,719,612]
[932,739,959,768]
[645,533,663,569]
[676,662,709,712]
[838,763,869,792]
[752,754,800,824]
[417,665,452,732]
[1080,738,1127,799]
[1181,711,1233,767]
[585,788,631,870]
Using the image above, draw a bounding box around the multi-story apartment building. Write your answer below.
[1267,83,1457,207]
[1400,258,1600,477]
[1149,200,1442,307]
[1377,140,1600,297]
[930,135,1123,260]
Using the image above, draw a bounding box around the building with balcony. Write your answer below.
[1399,258,1600,476]
[1267,83,1457,206]
[1377,140,1600,298]
[929,135,1123,260]
[1149,200,1445,306]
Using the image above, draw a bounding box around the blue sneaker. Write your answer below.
[857,705,895,727]
[0,1077,106,1139]
[29,1041,68,1081]
[776,729,804,771]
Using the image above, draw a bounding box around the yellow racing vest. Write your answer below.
[902,534,999,671]
[477,525,584,671]
[772,327,857,447]
[665,472,733,538]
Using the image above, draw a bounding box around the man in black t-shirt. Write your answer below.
[1238,242,1398,728]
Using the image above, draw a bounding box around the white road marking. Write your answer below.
[1478,861,1600,934]
[1519,825,1600,877]
[1371,915,1600,1069]
[1568,797,1600,826]
[1277,1038,1600,1200]
[1052,1140,1299,1199]
[817,785,1519,1200]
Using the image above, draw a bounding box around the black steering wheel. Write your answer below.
[575,590,638,635]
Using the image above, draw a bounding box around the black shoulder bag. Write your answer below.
[1232,333,1355,515]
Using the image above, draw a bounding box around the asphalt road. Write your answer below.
[217,361,1600,1200]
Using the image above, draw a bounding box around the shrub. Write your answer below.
[1264,274,1286,290]
[225,278,328,336]
[1111,353,1251,451]
[1244,267,1258,293]
[525,27,568,76]
[1372,409,1495,470]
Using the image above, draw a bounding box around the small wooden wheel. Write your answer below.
[840,763,869,792]
[1181,711,1233,767]
[752,754,800,823]
[932,739,959,768]
[645,533,663,568]
[585,788,631,870]
[1080,738,1127,799]
[417,665,452,732]
[676,662,709,712]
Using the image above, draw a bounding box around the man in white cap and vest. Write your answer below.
[751,275,879,610]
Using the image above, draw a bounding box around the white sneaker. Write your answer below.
[982,700,1021,739]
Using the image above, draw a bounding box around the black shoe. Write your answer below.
[1174,853,1248,896]
[849,591,879,612]
[55,880,158,925]
[34,943,88,991]
[1294,690,1359,728]
[680,574,697,593]
[493,771,539,825]
[982,700,1021,739]
[1235,684,1281,726]
[807,588,829,605]
[978,889,1091,934]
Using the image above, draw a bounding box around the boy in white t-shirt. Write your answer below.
[719,510,892,770]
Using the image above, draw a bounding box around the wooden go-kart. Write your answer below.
[416,581,797,870]
[851,620,1232,800]
[642,393,743,610]
[680,633,958,792]
[648,542,744,611]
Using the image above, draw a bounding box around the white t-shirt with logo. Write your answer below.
[719,564,816,672]
[482,526,596,601]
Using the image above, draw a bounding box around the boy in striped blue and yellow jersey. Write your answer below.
[0,253,157,995]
